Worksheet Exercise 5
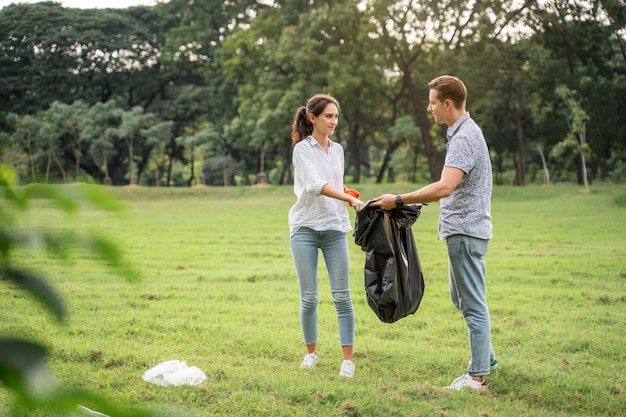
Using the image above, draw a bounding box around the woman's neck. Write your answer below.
[311,133,329,149]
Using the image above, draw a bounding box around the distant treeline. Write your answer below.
[1,0,624,186]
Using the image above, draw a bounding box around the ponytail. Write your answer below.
[291,106,312,146]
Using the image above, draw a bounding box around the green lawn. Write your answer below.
[2,183,625,417]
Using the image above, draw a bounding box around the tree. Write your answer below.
[221,2,309,186]
[148,85,216,186]
[319,1,390,183]
[175,123,215,186]
[367,0,443,181]
[44,101,91,182]
[384,116,422,183]
[555,85,589,189]
[537,144,551,185]
[83,101,122,184]
[530,0,626,183]
[155,0,267,185]
[111,106,157,185]
[366,0,534,182]
[5,114,43,183]
[463,36,545,186]
[38,108,68,184]
[143,120,175,186]
[2,0,625,186]
[0,3,171,115]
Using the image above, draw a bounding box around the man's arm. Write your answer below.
[370,167,465,210]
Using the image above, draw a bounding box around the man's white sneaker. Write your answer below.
[339,360,355,377]
[300,353,319,368]
[444,374,486,391]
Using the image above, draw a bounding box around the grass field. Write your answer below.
[2,183,625,417]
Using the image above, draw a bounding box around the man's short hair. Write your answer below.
[429,75,467,110]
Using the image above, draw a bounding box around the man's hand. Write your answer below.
[369,194,398,210]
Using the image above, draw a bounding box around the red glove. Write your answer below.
[343,185,360,199]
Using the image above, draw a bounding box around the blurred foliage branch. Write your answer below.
[0,163,169,416]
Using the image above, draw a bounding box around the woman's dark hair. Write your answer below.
[291,94,340,146]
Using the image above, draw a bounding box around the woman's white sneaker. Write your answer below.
[300,353,319,368]
[444,374,485,391]
[339,360,355,377]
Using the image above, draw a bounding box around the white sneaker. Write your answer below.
[300,353,319,368]
[444,374,485,391]
[339,360,355,377]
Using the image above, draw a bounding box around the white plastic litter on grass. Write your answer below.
[142,360,207,387]
[77,405,110,417]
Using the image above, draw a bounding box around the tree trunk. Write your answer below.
[576,128,589,189]
[154,162,161,187]
[166,155,174,186]
[404,71,445,181]
[376,149,393,183]
[257,141,267,184]
[126,134,135,185]
[239,149,249,185]
[281,143,293,185]
[51,144,67,183]
[98,150,112,185]
[513,110,526,186]
[343,123,363,184]
[376,138,403,183]
[188,147,195,187]
[280,164,291,185]
[223,155,231,186]
[494,151,504,185]
[537,145,550,185]
[129,144,135,185]
[351,143,361,184]
[27,133,36,182]
[46,147,52,184]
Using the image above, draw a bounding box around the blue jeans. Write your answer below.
[447,234,495,376]
[290,227,355,347]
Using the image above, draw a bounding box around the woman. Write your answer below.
[289,94,364,377]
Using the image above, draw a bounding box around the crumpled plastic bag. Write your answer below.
[142,360,207,387]
[77,405,109,417]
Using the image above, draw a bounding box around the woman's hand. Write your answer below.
[351,198,365,212]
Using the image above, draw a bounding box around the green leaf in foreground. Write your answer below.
[0,339,55,400]
[0,164,154,416]
[0,340,175,417]
[86,235,140,282]
[2,267,66,322]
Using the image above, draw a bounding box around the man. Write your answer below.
[370,75,497,390]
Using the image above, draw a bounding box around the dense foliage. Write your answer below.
[1,0,624,186]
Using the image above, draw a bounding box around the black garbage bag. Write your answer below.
[353,202,425,323]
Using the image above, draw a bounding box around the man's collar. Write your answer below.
[446,112,470,140]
